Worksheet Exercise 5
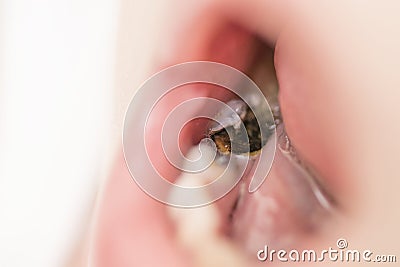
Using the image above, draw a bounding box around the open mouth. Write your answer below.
[154,10,339,264]
[92,2,351,267]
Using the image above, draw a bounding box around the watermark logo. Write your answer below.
[257,238,397,263]
[122,61,276,208]
[336,238,348,249]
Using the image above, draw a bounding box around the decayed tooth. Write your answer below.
[167,145,249,267]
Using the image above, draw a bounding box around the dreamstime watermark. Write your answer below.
[122,61,277,208]
[257,238,397,263]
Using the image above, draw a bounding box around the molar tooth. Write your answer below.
[167,145,249,266]
[167,145,227,241]
[168,172,222,240]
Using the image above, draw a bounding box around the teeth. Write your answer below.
[167,145,249,267]
[167,173,221,245]
[167,144,226,242]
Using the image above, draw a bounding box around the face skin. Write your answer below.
[89,1,400,266]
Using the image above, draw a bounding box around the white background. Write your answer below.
[0,0,118,266]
